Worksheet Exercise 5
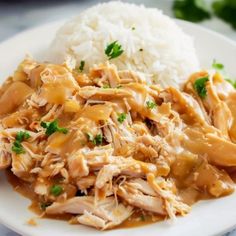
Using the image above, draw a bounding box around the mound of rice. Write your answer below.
[50,1,199,88]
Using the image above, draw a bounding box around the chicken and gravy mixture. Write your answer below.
[0,57,236,230]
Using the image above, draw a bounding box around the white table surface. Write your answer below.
[0,0,235,235]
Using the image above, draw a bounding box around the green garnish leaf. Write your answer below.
[12,141,25,154]
[212,0,236,30]
[117,113,127,124]
[105,41,124,60]
[40,202,52,211]
[146,101,157,109]
[79,60,85,72]
[132,27,136,30]
[212,59,224,71]
[12,131,31,154]
[102,84,110,89]
[93,134,103,146]
[116,85,122,89]
[87,133,103,145]
[140,215,146,221]
[50,185,63,197]
[16,131,30,142]
[194,76,209,98]
[226,79,236,89]
[41,120,68,136]
[173,0,211,22]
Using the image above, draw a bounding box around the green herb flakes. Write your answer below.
[12,131,30,154]
[50,185,63,197]
[105,41,124,60]
[79,60,85,72]
[41,120,68,136]
[117,113,127,124]
[212,59,224,71]
[194,76,209,98]
[146,101,157,109]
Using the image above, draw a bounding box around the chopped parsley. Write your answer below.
[212,0,236,30]
[132,27,136,30]
[40,202,52,211]
[105,41,124,60]
[87,133,103,146]
[102,84,110,89]
[194,77,209,98]
[173,0,211,22]
[50,185,63,197]
[41,120,68,136]
[116,85,122,89]
[12,131,30,154]
[212,59,224,71]
[226,79,236,89]
[93,134,103,145]
[140,215,146,221]
[146,101,157,109]
[117,113,126,124]
[79,60,85,72]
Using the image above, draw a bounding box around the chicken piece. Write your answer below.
[79,86,131,100]
[147,174,191,217]
[0,81,33,115]
[117,183,165,215]
[0,151,11,169]
[90,63,120,88]
[183,127,236,166]
[68,152,89,178]
[76,175,96,190]
[118,70,146,84]
[46,196,133,229]
[94,156,158,189]
[77,210,106,229]
[11,152,34,180]
[167,87,210,126]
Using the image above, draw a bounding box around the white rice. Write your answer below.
[49,1,199,88]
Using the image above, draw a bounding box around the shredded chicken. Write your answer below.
[1,58,236,230]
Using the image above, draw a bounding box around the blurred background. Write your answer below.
[0,0,236,42]
[0,0,235,235]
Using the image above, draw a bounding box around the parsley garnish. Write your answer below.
[105,41,124,60]
[87,133,103,145]
[212,0,236,30]
[117,113,126,124]
[194,77,209,98]
[50,185,63,196]
[12,131,30,154]
[212,59,224,71]
[40,202,52,211]
[132,27,136,30]
[102,84,110,89]
[146,101,157,109]
[41,120,68,136]
[226,79,236,89]
[140,215,146,221]
[93,134,103,145]
[173,0,211,22]
[79,60,85,72]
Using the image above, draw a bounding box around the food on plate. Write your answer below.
[49,1,199,89]
[1,55,236,230]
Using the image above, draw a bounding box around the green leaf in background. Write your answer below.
[212,0,236,30]
[173,0,211,22]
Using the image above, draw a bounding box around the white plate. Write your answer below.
[0,19,236,236]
